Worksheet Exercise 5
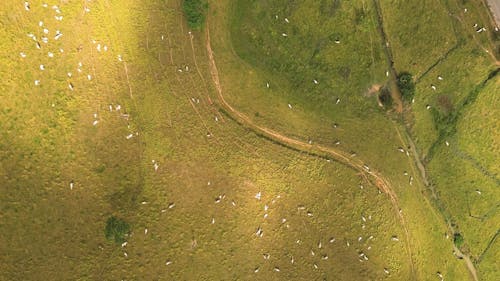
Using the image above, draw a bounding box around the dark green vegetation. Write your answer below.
[0,0,498,280]
[454,233,465,249]
[182,0,208,29]
[105,216,130,244]
[397,72,415,101]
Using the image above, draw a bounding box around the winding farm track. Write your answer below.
[203,24,416,278]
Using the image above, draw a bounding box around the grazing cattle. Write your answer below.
[255,192,261,200]
[255,226,263,237]
[254,267,260,273]
[274,267,280,272]
[288,103,292,109]
[165,261,172,266]
[48,52,54,58]
[282,33,288,37]
[39,64,45,71]
[284,18,289,23]
[313,79,319,84]
[20,52,26,58]
[24,2,30,11]
[34,80,40,86]
[68,82,74,91]
[92,120,99,126]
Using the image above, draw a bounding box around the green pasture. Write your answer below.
[0,0,497,280]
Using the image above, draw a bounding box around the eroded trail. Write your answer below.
[204,25,416,278]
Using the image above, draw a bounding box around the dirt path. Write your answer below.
[205,24,416,278]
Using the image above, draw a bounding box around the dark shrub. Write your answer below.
[105,216,130,244]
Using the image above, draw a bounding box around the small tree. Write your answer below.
[454,232,464,249]
[182,0,208,30]
[105,216,130,244]
[397,72,415,101]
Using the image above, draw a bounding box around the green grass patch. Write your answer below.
[105,216,130,244]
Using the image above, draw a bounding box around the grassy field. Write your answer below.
[375,0,500,279]
[379,0,458,78]
[209,0,480,280]
[0,0,496,280]
[426,77,499,280]
[0,0,410,280]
